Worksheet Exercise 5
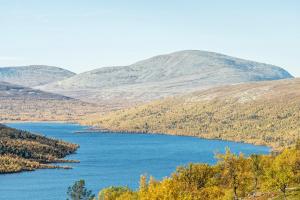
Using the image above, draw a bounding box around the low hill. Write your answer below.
[0,82,102,122]
[0,124,79,173]
[38,50,293,109]
[85,78,300,149]
[0,65,75,87]
[0,81,71,100]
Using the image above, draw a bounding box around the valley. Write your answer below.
[2,1,299,199]
[0,50,299,199]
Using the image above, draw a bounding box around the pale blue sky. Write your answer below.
[0,0,299,77]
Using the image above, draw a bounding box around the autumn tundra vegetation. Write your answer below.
[86,78,300,150]
[0,124,79,173]
[68,141,300,200]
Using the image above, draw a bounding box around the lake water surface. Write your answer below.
[0,122,270,200]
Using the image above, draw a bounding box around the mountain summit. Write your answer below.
[38,50,293,108]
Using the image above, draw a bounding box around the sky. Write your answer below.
[0,0,299,77]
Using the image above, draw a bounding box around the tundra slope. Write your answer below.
[38,50,292,110]
[0,81,102,122]
[0,65,75,87]
[86,78,300,149]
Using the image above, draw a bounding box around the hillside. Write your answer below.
[85,78,300,149]
[38,50,293,109]
[0,65,75,87]
[0,124,79,173]
[0,82,103,122]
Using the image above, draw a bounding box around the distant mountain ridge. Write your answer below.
[0,65,75,87]
[38,50,293,109]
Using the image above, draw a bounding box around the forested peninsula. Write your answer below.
[0,124,79,173]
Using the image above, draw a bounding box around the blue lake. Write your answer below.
[0,122,270,200]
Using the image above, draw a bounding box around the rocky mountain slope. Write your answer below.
[0,82,102,122]
[0,65,75,87]
[85,78,300,149]
[38,50,293,109]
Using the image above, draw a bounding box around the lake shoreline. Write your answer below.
[3,120,273,151]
